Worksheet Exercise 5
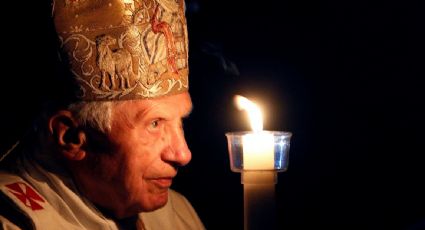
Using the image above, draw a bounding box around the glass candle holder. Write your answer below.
[225,131,292,172]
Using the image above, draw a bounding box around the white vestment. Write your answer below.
[0,157,205,230]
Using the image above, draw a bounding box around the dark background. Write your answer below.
[2,0,425,229]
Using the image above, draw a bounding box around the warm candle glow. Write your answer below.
[234,95,275,170]
[234,95,263,132]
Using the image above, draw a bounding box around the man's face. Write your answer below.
[77,92,193,218]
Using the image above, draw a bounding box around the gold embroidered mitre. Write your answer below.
[52,0,189,100]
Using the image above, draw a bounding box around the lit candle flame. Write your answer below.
[234,95,263,132]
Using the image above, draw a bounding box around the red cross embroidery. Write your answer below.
[6,182,45,211]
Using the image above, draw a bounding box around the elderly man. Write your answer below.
[0,0,205,229]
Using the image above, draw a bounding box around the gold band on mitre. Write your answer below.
[52,0,189,100]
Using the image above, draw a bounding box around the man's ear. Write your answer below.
[48,110,87,161]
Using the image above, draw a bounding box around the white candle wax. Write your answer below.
[242,132,275,170]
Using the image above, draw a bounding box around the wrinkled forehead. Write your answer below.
[113,92,192,118]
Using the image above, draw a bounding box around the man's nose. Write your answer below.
[162,125,192,167]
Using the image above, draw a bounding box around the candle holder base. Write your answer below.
[241,171,277,185]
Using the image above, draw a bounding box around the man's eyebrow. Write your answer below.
[133,104,154,122]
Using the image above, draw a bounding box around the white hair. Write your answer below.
[68,101,113,133]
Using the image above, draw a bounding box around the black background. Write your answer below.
[2,0,424,229]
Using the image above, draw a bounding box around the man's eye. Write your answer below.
[150,120,160,129]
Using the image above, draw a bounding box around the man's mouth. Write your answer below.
[151,178,173,189]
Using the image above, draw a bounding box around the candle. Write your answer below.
[242,171,276,230]
[233,95,278,230]
[235,95,275,170]
[227,95,292,230]
[242,133,274,170]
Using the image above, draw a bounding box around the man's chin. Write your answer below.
[142,190,169,212]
